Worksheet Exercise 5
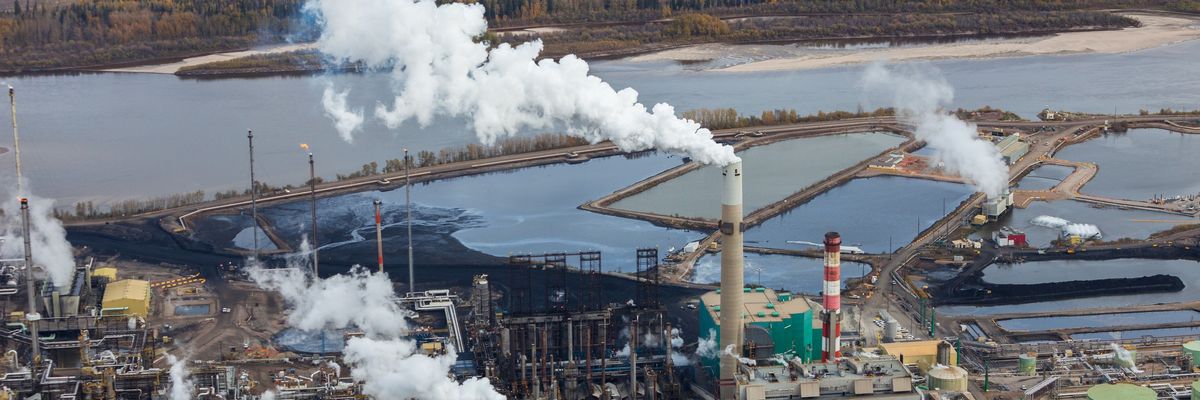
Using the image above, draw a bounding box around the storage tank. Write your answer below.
[1183,341,1200,364]
[927,365,968,392]
[883,319,898,343]
[1085,383,1155,400]
[936,341,953,365]
[1018,353,1037,375]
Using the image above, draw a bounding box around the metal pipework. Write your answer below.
[374,199,384,273]
[821,231,842,363]
[718,161,743,400]
[20,199,39,362]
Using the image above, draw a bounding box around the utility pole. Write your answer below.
[303,144,319,277]
[375,199,384,273]
[405,148,414,293]
[248,130,259,263]
[8,86,23,195]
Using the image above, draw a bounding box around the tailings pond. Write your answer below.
[690,252,868,295]
[942,258,1200,315]
[1015,165,1075,191]
[250,153,706,270]
[745,176,973,253]
[977,200,1195,248]
[1057,129,1200,201]
[998,310,1200,332]
[609,132,906,219]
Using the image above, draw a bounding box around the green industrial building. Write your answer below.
[697,287,823,375]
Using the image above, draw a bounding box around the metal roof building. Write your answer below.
[101,279,151,318]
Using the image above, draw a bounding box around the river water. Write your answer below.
[4,40,1200,205]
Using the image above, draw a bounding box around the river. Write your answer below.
[4,39,1200,205]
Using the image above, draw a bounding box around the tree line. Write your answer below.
[682,107,895,130]
[0,0,311,71]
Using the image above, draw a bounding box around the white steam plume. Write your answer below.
[247,263,503,400]
[321,86,365,142]
[309,0,738,165]
[1031,215,1101,239]
[166,354,193,400]
[697,328,719,359]
[0,186,75,288]
[260,391,277,400]
[860,63,1007,197]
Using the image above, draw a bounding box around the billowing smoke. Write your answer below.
[0,186,75,288]
[724,344,756,366]
[308,0,738,165]
[667,328,690,366]
[1031,215,1102,239]
[166,354,193,400]
[247,263,503,400]
[860,63,1007,197]
[321,86,365,142]
[261,391,277,400]
[696,329,719,359]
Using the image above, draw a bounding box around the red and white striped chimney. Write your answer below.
[821,231,842,363]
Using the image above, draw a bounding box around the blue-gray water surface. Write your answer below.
[746,176,974,253]
[690,252,868,295]
[976,200,1195,247]
[942,258,1200,316]
[5,40,1200,204]
[1072,327,1200,341]
[258,154,705,270]
[998,310,1200,332]
[1057,129,1200,201]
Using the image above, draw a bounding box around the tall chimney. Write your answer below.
[374,199,384,273]
[821,232,842,363]
[20,199,40,363]
[718,161,743,400]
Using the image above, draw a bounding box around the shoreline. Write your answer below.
[100,42,318,75]
[625,13,1200,73]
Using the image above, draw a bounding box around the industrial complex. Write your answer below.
[3,27,1200,400]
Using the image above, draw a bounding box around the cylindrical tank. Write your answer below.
[927,365,968,392]
[1086,383,1155,400]
[883,320,898,343]
[1183,341,1200,365]
[1018,353,1037,375]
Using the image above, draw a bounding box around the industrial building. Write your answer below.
[101,279,151,318]
[995,133,1029,166]
[698,287,822,371]
[877,340,958,373]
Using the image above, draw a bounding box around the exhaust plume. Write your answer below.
[308,0,738,165]
[0,188,75,288]
[859,63,1007,197]
[247,263,503,400]
[166,354,193,400]
[322,86,365,142]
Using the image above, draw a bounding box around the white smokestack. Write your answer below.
[308,0,738,165]
[859,63,1007,197]
[0,188,75,288]
[718,161,743,400]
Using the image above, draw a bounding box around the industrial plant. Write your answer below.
[2,4,1200,400]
